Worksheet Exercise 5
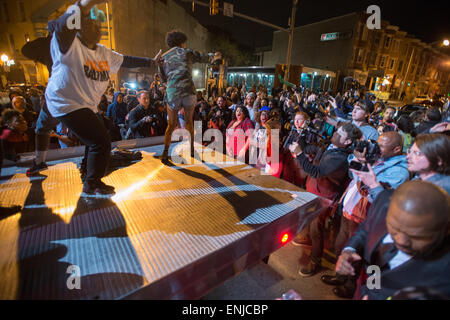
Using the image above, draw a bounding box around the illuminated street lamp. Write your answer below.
[444,39,449,46]
[1,54,8,63]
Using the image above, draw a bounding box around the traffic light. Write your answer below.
[210,0,219,15]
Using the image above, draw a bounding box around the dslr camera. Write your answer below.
[349,139,381,171]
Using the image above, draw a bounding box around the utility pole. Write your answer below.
[397,46,415,100]
[181,0,298,90]
[284,0,298,89]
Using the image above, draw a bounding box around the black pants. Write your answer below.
[57,108,111,187]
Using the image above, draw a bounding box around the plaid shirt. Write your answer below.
[226,118,255,156]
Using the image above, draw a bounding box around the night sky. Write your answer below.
[176,0,449,49]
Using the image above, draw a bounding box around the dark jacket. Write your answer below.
[128,105,157,138]
[298,146,351,201]
[347,189,450,300]
[415,120,440,135]
[107,92,128,126]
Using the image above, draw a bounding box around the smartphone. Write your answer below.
[349,160,368,172]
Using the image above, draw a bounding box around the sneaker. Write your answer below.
[292,233,312,247]
[26,160,48,176]
[82,182,115,196]
[160,150,169,161]
[298,261,319,277]
[97,181,115,193]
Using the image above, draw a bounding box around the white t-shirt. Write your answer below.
[46,34,123,117]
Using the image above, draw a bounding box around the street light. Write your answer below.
[1,54,8,63]
[444,39,449,46]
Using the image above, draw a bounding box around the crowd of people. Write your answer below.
[0,0,449,301]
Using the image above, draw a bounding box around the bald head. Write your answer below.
[378,131,403,158]
[387,180,449,256]
[391,180,449,223]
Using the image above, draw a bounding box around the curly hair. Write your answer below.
[1,109,21,126]
[166,30,187,48]
[231,104,250,121]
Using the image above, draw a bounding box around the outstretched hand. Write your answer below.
[350,163,380,189]
[211,52,222,64]
[153,49,163,66]
[336,250,362,276]
[80,0,107,13]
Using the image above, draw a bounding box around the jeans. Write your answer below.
[35,103,60,151]
[57,108,111,187]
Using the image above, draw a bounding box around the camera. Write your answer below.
[349,160,368,172]
[352,139,381,165]
[283,120,327,151]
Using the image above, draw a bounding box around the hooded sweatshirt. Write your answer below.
[107,92,128,126]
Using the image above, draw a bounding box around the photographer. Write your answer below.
[216,96,232,127]
[280,111,310,187]
[289,123,362,277]
[323,131,409,298]
[208,105,227,135]
[128,91,158,138]
[327,100,379,141]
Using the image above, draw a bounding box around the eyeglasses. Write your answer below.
[407,148,423,157]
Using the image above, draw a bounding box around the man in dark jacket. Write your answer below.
[128,91,158,138]
[336,180,450,300]
[289,122,362,277]
[106,92,128,128]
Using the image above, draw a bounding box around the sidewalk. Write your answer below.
[202,233,347,300]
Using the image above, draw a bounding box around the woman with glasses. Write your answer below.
[406,134,450,194]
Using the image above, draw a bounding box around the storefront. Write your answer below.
[300,67,336,92]
[226,66,275,94]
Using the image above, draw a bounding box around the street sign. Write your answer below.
[223,2,233,17]
[320,32,338,41]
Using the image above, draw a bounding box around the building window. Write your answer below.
[18,1,26,22]
[365,52,370,64]
[392,40,399,52]
[380,55,387,68]
[357,49,365,63]
[362,27,368,41]
[369,52,377,66]
[374,33,381,46]
[384,36,392,48]
[389,58,395,70]
[397,60,404,73]
[2,2,9,22]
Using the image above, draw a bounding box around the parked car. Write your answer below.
[412,95,432,104]
[394,104,428,119]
